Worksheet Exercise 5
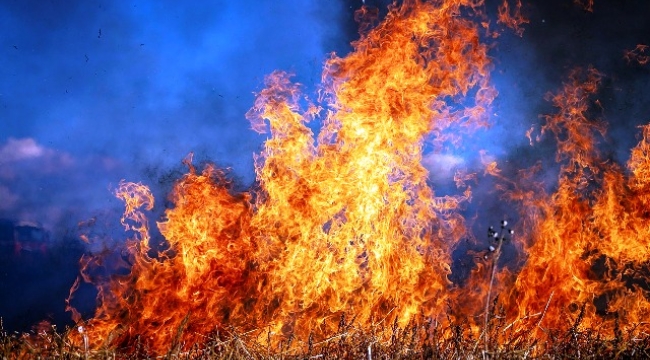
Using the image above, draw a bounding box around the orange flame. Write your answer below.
[625,44,650,66]
[497,0,528,37]
[502,67,650,338]
[70,0,496,353]
[66,0,650,356]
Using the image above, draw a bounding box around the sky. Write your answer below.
[0,0,351,231]
[1,0,649,331]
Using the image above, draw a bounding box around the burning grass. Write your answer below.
[3,313,650,359]
[3,0,650,358]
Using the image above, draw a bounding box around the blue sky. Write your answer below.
[0,1,343,173]
[0,0,351,230]
[1,0,649,234]
[1,0,650,332]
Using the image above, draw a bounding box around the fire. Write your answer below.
[625,44,650,66]
[502,67,650,338]
[497,0,528,37]
[65,0,650,355]
[70,0,495,353]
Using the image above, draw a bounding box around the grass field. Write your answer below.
[2,312,650,359]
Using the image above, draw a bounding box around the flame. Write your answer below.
[502,67,650,338]
[66,0,650,355]
[497,0,528,37]
[70,0,496,353]
[625,44,650,66]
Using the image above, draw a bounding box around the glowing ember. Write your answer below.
[66,0,650,355]
[625,44,650,66]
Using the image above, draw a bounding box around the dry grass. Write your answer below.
[2,312,650,359]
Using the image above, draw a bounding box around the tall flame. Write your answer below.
[67,0,650,355]
[503,67,650,338]
[71,0,496,353]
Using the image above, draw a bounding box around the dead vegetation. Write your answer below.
[2,311,650,359]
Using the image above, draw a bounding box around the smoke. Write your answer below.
[0,137,136,229]
[0,0,344,184]
[0,0,348,225]
[492,0,650,165]
[1,0,649,333]
[0,0,345,331]
[445,0,650,244]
